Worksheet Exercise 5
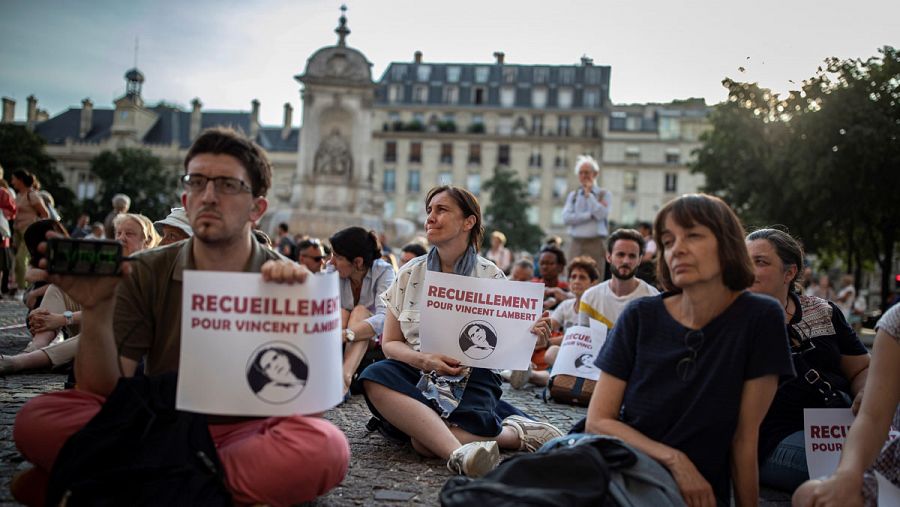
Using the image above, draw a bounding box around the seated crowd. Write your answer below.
[1,128,896,507]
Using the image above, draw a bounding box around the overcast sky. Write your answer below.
[1,0,896,126]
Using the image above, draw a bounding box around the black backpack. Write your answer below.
[440,435,686,507]
[46,373,231,506]
[440,439,620,506]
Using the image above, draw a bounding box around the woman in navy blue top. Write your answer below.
[586,194,794,507]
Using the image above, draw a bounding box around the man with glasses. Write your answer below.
[298,237,327,273]
[13,128,349,506]
[578,228,659,329]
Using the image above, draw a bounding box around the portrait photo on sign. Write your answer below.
[458,320,498,360]
[246,341,309,404]
[574,353,597,374]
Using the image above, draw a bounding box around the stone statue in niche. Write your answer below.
[313,129,353,178]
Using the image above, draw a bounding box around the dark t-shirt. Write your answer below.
[277,235,296,260]
[758,293,868,459]
[595,291,794,506]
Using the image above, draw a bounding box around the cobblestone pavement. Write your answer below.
[0,298,791,506]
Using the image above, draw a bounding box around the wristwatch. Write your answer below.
[63,311,74,326]
[344,328,356,343]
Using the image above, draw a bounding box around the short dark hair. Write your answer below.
[329,226,381,269]
[298,237,323,251]
[607,228,645,256]
[184,127,272,197]
[425,186,483,249]
[568,256,600,282]
[513,259,534,272]
[402,243,428,257]
[653,193,754,293]
[746,227,805,294]
[277,222,289,233]
[539,245,566,267]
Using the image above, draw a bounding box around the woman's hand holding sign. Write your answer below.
[530,311,552,349]
[418,353,463,376]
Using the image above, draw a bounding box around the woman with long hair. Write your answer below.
[328,226,395,395]
[359,186,562,478]
[10,170,49,292]
[746,228,869,493]
[585,194,794,507]
[485,231,512,274]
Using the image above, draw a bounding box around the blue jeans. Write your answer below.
[760,430,809,492]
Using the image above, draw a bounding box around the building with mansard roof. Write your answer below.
[2,10,709,238]
[1,71,301,207]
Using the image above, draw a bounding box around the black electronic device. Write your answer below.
[46,238,123,276]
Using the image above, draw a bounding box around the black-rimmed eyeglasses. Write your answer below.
[182,174,252,195]
[676,330,704,382]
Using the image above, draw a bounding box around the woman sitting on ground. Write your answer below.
[328,226,396,395]
[359,186,562,478]
[506,256,600,388]
[0,213,161,376]
[585,194,794,507]
[746,228,869,493]
[792,303,899,507]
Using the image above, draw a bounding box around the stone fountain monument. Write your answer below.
[264,7,415,244]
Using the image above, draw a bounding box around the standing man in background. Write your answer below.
[103,194,131,240]
[562,155,611,276]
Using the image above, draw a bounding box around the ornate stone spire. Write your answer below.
[335,4,350,46]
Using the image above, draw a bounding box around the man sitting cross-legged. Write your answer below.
[12,128,349,506]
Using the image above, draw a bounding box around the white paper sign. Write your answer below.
[804,408,855,479]
[875,471,900,507]
[177,270,343,416]
[550,323,608,380]
[420,271,544,369]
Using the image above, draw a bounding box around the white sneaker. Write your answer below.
[507,366,532,389]
[501,415,564,452]
[446,440,500,477]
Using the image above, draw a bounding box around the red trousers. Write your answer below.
[15,389,349,506]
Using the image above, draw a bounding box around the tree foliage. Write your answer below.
[482,167,544,253]
[693,46,900,309]
[0,124,75,216]
[88,148,180,222]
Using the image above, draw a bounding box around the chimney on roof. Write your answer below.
[414,51,422,64]
[581,56,594,66]
[1,98,13,123]
[190,98,202,141]
[36,109,49,122]
[250,99,260,139]
[493,52,505,65]
[282,102,293,140]
[26,95,37,130]
[80,98,93,138]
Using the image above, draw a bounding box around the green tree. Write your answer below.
[693,46,900,309]
[89,148,180,222]
[482,167,543,253]
[0,124,75,216]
